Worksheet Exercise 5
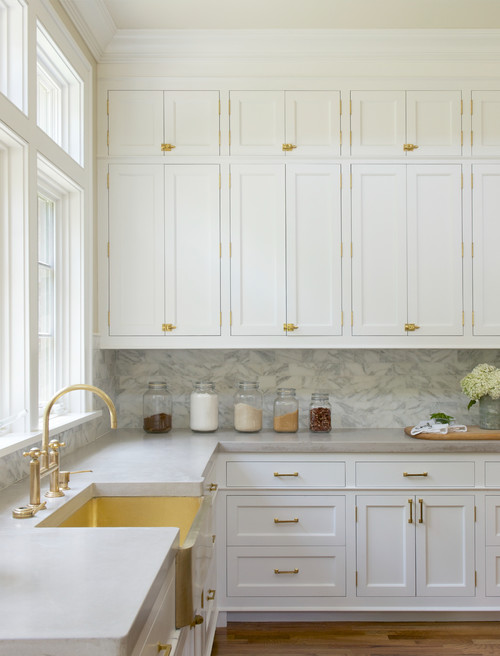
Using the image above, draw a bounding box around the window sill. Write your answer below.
[0,411,102,458]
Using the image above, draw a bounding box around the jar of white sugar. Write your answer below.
[190,381,219,432]
[234,381,263,432]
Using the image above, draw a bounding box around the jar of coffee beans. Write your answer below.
[309,392,332,433]
[143,381,172,433]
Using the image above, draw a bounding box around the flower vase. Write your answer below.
[479,396,500,430]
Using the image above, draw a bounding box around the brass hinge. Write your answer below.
[471,131,474,147]
[472,310,475,326]
[355,506,358,521]
[107,242,110,258]
[228,99,231,115]
[350,99,352,114]
[220,312,222,327]
[350,242,353,258]
[472,242,474,257]
[351,311,354,327]
[461,242,464,258]
[355,571,358,586]
[474,505,477,522]
[219,242,222,258]
[230,311,232,326]
[228,130,231,146]
[475,570,477,587]
[229,242,232,257]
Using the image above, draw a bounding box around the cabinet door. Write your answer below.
[472,91,500,156]
[164,165,221,336]
[406,91,462,157]
[230,164,286,335]
[350,91,405,157]
[108,90,163,156]
[230,91,284,155]
[108,165,165,336]
[286,165,342,336]
[406,165,463,336]
[285,91,341,157]
[164,91,220,156]
[486,496,500,546]
[415,495,475,597]
[472,165,500,335]
[356,495,415,597]
[351,165,407,336]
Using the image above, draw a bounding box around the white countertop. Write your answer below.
[1,426,498,655]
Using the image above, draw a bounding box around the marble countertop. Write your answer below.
[1,425,499,655]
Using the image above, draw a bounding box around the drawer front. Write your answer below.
[226,460,346,488]
[227,495,345,546]
[486,496,500,545]
[355,460,475,487]
[138,566,177,656]
[227,546,346,597]
[485,462,500,487]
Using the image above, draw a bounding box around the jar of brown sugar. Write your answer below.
[273,388,299,433]
[143,381,172,433]
[309,392,332,433]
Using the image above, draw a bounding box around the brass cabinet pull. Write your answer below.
[157,644,172,655]
[274,472,299,477]
[419,498,424,523]
[282,143,297,151]
[161,143,176,151]
[404,323,421,331]
[162,323,177,332]
[274,568,299,574]
[274,517,299,524]
[403,143,419,151]
[190,614,204,628]
[403,472,428,477]
[207,588,216,601]
[208,483,218,492]
[283,323,299,332]
[408,498,413,524]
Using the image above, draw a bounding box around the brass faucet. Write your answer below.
[12,385,117,519]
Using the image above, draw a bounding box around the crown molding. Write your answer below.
[98,28,500,64]
[59,0,116,61]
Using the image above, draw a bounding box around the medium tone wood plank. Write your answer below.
[211,621,500,655]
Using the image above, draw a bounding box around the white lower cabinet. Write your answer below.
[485,496,500,597]
[356,494,475,597]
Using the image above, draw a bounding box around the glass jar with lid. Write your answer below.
[190,381,218,432]
[309,392,332,433]
[234,381,263,432]
[273,388,299,433]
[143,381,172,433]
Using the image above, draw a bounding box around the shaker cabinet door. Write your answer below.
[472,91,500,157]
[108,90,164,156]
[351,164,407,336]
[164,165,221,335]
[350,90,405,157]
[472,165,500,335]
[230,164,286,335]
[406,91,462,157]
[164,91,220,156]
[286,164,342,336]
[230,91,284,155]
[285,91,341,157]
[108,164,165,335]
[406,165,463,336]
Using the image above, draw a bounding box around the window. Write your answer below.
[37,22,84,164]
[38,194,56,410]
[0,0,26,111]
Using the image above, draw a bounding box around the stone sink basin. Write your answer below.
[37,487,214,628]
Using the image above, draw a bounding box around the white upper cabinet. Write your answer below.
[351,164,463,337]
[108,90,220,156]
[350,90,462,157]
[350,91,406,157]
[471,91,500,157]
[230,164,342,336]
[230,90,341,156]
[286,164,342,336]
[108,164,220,337]
[230,164,286,335]
[472,165,500,335]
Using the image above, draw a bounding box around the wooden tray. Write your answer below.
[405,425,500,440]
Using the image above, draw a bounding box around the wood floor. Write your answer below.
[211,621,500,655]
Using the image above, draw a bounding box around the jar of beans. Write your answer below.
[143,381,172,433]
[309,392,332,433]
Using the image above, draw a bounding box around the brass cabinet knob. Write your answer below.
[161,323,177,332]
[190,614,204,627]
[283,323,299,332]
[403,143,419,151]
[404,323,420,331]
[282,143,297,151]
[206,589,216,601]
[161,143,176,151]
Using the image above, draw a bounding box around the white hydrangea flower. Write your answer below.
[461,363,500,407]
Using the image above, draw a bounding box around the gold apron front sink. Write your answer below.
[54,496,203,546]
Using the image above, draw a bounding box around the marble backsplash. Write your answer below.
[114,348,500,432]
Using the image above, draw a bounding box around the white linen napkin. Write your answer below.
[410,419,467,436]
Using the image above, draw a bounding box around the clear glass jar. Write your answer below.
[234,381,263,432]
[309,392,332,433]
[190,381,218,432]
[273,388,299,433]
[143,381,172,433]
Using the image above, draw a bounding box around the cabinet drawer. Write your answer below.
[227,495,345,546]
[227,546,345,597]
[226,460,345,488]
[485,462,500,487]
[355,460,474,487]
[135,565,177,656]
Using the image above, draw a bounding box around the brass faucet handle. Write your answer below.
[48,439,66,451]
[23,447,41,460]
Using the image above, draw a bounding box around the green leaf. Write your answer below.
[467,399,477,410]
[430,412,454,424]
